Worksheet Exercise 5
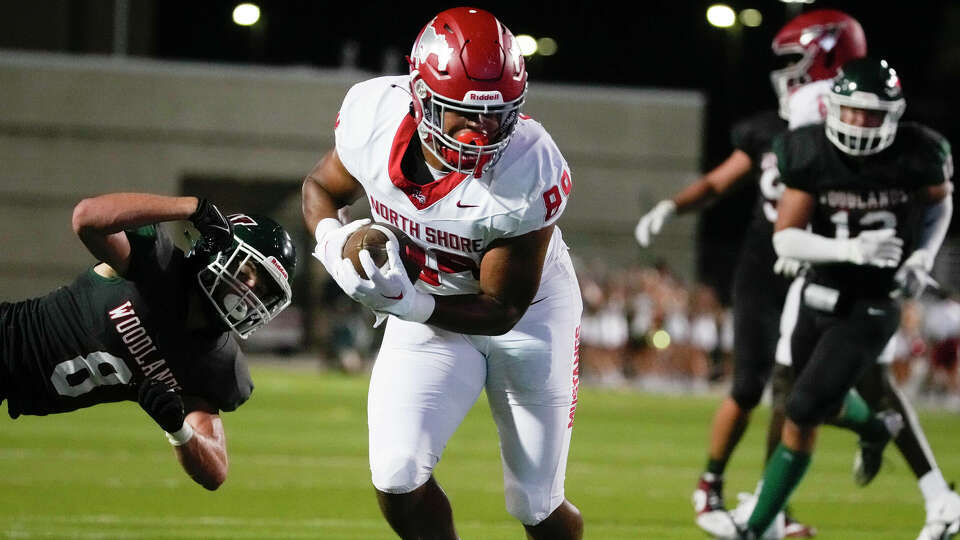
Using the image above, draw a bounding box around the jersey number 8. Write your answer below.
[50,352,133,397]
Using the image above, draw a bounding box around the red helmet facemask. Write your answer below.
[408,7,527,176]
[770,9,867,120]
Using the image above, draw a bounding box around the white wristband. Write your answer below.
[406,292,436,323]
[314,217,343,244]
[165,421,195,446]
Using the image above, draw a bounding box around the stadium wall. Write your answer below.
[0,50,704,301]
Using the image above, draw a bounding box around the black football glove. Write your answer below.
[188,198,234,256]
[138,379,186,433]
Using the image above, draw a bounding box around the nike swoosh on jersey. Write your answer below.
[456,201,479,208]
[867,307,886,316]
[382,293,404,300]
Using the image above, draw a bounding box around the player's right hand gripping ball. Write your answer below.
[138,379,186,433]
[342,223,422,283]
[189,198,234,256]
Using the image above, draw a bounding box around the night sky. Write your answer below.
[151,1,960,156]
[150,0,960,292]
[6,0,959,293]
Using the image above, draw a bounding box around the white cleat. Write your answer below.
[917,490,960,540]
[694,474,738,537]
[729,491,786,540]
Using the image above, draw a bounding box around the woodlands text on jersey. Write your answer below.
[0,226,252,418]
[819,189,911,210]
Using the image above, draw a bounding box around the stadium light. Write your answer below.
[537,37,558,57]
[516,34,538,56]
[739,8,763,27]
[232,3,260,26]
[651,330,671,350]
[706,4,736,28]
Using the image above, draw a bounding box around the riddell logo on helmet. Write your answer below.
[266,256,288,281]
[464,91,503,103]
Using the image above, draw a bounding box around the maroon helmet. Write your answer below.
[770,9,867,119]
[408,7,527,174]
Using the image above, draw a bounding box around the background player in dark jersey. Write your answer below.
[635,9,866,538]
[733,58,958,540]
[0,192,297,490]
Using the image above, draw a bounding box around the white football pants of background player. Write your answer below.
[368,249,583,526]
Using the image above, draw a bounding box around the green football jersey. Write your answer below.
[0,226,253,418]
[730,110,789,267]
[773,121,952,297]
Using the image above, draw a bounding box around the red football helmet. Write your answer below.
[408,7,527,174]
[770,9,867,119]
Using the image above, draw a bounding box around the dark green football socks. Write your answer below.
[747,443,811,534]
[706,458,727,476]
[829,390,891,440]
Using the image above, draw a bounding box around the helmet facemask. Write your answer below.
[825,93,905,156]
[197,238,292,339]
[412,75,524,176]
[770,49,813,119]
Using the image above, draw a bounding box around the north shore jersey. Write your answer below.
[334,75,573,296]
[773,122,953,297]
[0,225,253,418]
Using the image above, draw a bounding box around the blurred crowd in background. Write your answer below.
[252,258,960,411]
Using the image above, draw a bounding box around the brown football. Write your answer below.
[342,222,422,282]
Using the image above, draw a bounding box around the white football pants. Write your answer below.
[368,250,583,525]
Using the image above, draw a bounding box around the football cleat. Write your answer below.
[694,474,737,537]
[853,410,904,486]
[917,490,960,540]
[784,514,818,538]
[730,491,786,540]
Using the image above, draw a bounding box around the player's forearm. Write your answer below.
[916,195,952,258]
[72,193,199,235]
[173,421,229,490]
[671,180,719,213]
[302,150,364,233]
[772,227,854,263]
[428,293,529,335]
[302,177,343,234]
[671,150,752,212]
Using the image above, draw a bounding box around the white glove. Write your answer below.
[843,228,904,268]
[635,200,676,247]
[892,249,939,299]
[312,217,371,289]
[339,240,435,324]
[917,490,960,540]
[773,257,805,278]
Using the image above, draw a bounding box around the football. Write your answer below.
[342,222,422,282]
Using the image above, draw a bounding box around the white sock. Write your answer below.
[703,472,721,483]
[919,469,950,505]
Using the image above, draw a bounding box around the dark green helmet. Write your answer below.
[197,214,297,339]
[825,57,906,155]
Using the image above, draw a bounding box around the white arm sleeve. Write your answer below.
[917,194,953,259]
[773,228,854,263]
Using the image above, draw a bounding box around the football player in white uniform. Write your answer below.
[302,7,583,540]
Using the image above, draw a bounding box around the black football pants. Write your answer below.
[785,297,900,427]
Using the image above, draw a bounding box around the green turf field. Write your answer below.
[1,364,956,539]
